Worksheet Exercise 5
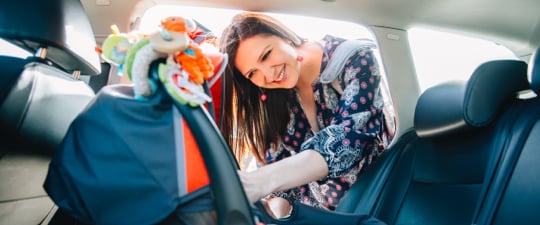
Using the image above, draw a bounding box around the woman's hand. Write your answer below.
[237,170,273,203]
[237,150,329,203]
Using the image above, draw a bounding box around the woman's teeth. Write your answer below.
[275,66,285,82]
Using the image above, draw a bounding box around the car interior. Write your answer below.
[0,0,100,224]
[1,0,539,224]
[0,0,253,224]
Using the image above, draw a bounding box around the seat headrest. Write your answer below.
[529,46,540,94]
[415,60,529,138]
[0,0,101,75]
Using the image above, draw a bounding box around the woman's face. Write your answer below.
[234,34,300,89]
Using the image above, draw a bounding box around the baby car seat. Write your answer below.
[44,17,254,225]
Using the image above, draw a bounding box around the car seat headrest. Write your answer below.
[0,0,101,75]
[415,60,529,138]
[529,46,540,94]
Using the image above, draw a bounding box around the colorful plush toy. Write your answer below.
[98,16,226,106]
[100,25,132,65]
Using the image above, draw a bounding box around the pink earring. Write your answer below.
[260,89,267,102]
[297,55,304,62]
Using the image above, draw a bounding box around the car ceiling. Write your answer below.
[81,0,540,57]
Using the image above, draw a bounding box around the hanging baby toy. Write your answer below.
[98,16,226,106]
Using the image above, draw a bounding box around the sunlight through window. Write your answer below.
[139,6,373,41]
[0,39,30,58]
[408,28,519,92]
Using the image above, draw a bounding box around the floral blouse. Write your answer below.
[265,35,391,210]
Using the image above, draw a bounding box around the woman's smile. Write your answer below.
[235,34,300,89]
[273,65,287,83]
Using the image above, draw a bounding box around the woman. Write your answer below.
[219,11,392,218]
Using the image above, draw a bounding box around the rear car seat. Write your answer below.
[472,46,540,225]
[336,59,530,225]
[0,0,101,224]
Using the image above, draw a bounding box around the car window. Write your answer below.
[138,6,374,40]
[408,27,519,92]
[0,38,30,58]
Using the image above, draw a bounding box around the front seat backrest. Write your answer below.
[0,62,96,150]
[0,0,101,150]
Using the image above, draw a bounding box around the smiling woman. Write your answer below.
[137,4,397,167]
[137,3,397,214]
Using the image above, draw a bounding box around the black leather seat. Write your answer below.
[337,59,530,225]
[472,47,540,225]
[0,0,101,224]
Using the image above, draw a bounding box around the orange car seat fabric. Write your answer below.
[174,108,210,194]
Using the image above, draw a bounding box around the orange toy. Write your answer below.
[161,16,196,34]
[174,44,214,85]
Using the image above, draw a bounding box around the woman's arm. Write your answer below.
[238,149,328,203]
[239,46,385,203]
[300,47,386,180]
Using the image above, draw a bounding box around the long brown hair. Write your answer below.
[219,12,304,165]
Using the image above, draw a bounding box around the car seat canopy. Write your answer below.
[44,85,206,225]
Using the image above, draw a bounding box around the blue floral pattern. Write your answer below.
[265,35,390,210]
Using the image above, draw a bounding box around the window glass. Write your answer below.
[0,38,30,58]
[408,27,519,92]
[138,6,374,40]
